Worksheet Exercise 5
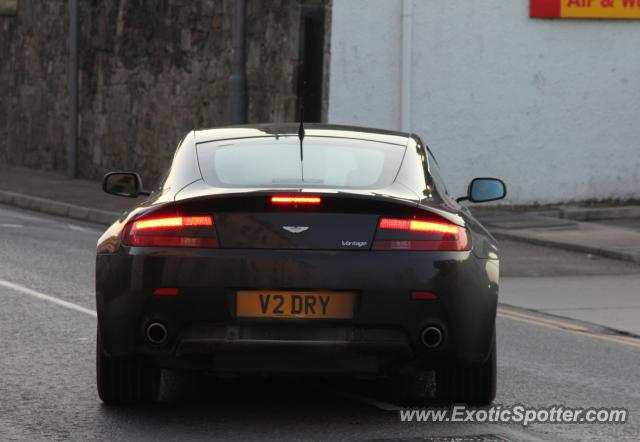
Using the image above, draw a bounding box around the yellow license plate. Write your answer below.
[236,290,354,319]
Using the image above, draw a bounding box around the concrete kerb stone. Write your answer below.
[559,206,640,221]
[0,190,119,226]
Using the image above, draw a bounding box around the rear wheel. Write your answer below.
[96,328,160,404]
[435,332,496,405]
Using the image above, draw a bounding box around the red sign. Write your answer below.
[531,0,640,19]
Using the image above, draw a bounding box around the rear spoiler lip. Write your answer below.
[173,179,418,206]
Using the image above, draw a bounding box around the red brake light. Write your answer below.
[134,216,213,230]
[271,195,321,205]
[153,287,179,296]
[378,218,459,235]
[411,291,438,300]
[124,215,218,248]
[373,217,470,251]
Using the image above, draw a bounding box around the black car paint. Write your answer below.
[96,124,499,374]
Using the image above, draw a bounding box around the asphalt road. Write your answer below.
[0,205,638,442]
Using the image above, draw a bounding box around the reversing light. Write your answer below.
[126,236,219,248]
[271,195,322,205]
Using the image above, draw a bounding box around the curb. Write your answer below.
[558,206,640,221]
[471,205,640,221]
[492,230,640,265]
[0,190,119,226]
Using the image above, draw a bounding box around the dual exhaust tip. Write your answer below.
[146,322,168,345]
[421,325,444,349]
[147,322,443,349]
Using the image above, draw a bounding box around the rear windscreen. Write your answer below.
[196,136,406,189]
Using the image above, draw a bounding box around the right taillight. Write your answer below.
[122,215,219,248]
[373,217,470,251]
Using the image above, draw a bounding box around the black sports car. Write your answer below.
[96,123,506,405]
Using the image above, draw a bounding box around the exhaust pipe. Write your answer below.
[146,322,168,345]
[421,326,444,349]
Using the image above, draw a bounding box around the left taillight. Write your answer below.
[122,215,219,248]
[373,217,470,251]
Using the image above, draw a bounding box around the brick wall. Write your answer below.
[0,0,329,185]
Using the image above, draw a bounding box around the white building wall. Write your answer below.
[328,0,640,204]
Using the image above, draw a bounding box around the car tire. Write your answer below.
[96,328,160,404]
[435,331,496,405]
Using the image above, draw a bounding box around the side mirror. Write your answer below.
[102,172,150,198]
[457,178,506,203]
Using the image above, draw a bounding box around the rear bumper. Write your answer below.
[96,247,499,372]
[161,324,411,373]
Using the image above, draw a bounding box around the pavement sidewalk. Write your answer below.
[474,211,640,264]
[500,275,640,336]
[0,164,145,225]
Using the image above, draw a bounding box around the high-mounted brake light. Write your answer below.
[271,195,322,205]
[373,217,470,251]
[123,215,218,248]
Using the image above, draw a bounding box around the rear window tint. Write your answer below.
[196,136,405,189]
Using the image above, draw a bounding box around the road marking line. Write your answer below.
[0,223,23,228]
[498,308,640,349]
[498,307,589,332]
[0,278,96,318]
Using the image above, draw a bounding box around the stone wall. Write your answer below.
[0,0,329,186]
[0,1,68,172]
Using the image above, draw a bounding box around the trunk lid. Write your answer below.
[215,212,379,250]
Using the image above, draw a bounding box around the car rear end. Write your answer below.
[98,193,497,374]
[95,129,498,403]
